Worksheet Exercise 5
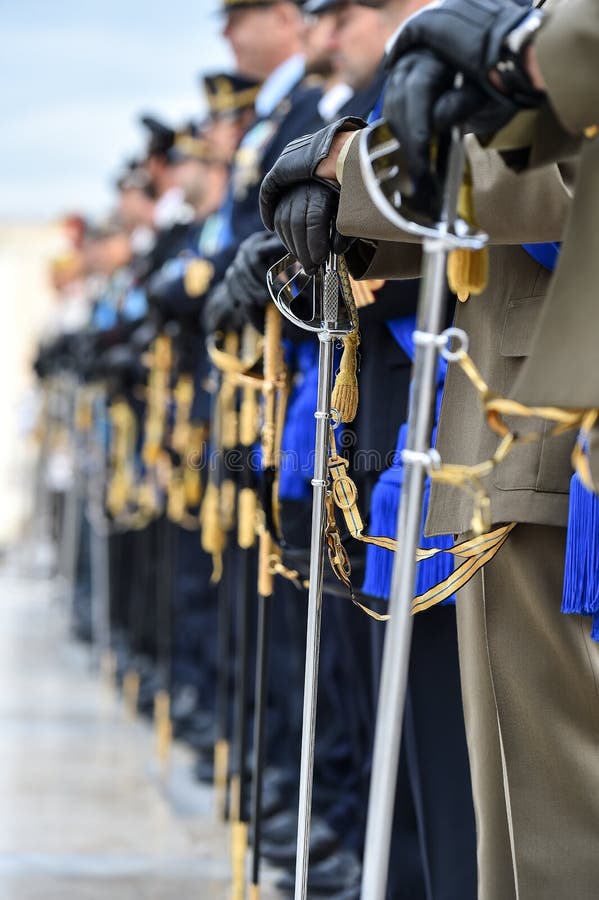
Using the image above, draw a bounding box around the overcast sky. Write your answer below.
[1,0,232,222]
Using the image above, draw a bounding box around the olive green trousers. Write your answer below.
[457,523,599,900]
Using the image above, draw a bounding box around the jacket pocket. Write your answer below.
[499,295,544,358]
[493,295,571,494]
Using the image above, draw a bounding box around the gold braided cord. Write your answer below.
[321,336,599,618]
[448,349,599,506]
[208,332,263,376]
[411,525,514,613]
[256,303,289,594]
[324,425,515,619]
[171,375,194,454]
[266,551,309,591]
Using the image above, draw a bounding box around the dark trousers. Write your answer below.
[170,525,218,709]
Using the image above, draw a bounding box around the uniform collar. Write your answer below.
[153,187,194,230]
[255,54,306,118]
[318,82,353,122]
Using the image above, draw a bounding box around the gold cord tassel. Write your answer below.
[154,689,172,770]
[200,481,226,582]
[213,738,229,821]
[238,487,257,550]
[183,465,203,508]
[331,330,360,423]
[447,166,489,302]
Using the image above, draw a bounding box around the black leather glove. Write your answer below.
[130,319,159,353]
[259,118,364,274]
[383,0,546,178]
[259,117,365,231]
[94,343,147,386]
[71,331,102,381]
[383,49,456,185]
[387,0,537,96]
[145,267,189,322]
[270,181,352,276]
[382,50,519,183]
[220,231,285,332]
[202,280,247,336]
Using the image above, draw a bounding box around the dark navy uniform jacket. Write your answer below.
[209,75,323,284]
[150,61,323,317]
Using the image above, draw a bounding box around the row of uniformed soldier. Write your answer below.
[32,0,476,898]
[33,2,478,898]
[32,0,599,897]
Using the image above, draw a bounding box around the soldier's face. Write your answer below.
[84,235,131,276]
[302,12,336,77]
[117,188,154,233]
[222,7,288,79]
[330,3,387,89]
[172,159,207,199]
[205,117,244,165]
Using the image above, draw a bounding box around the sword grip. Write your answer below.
[322,256,339,326]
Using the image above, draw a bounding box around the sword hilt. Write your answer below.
[266,252,356,336]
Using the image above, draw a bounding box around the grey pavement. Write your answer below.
[0,563,284,900]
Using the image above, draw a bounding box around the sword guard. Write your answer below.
[359,121,487,250]
[266,253,358,336]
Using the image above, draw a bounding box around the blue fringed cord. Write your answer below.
[562,471,599,639]
[279,342,345,501]
[362,476,456,604]
[362,477,402,600]
[362,316,451,605]
[362,419,455,604]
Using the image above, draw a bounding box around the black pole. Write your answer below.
[153,511,174,765]
[214,543,233,821]
[231,545,253,824]
[156,513,174,695]
[250,583,272,895]
[250,304,284,898]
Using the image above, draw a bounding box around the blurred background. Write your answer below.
[0,1,230,545]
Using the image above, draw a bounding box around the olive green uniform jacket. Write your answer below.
[335,134,575,535]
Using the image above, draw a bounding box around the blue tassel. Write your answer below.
[362,474,402,600]
[361,424,455,604]
[279,342,320,501]
[562,471,599,640]
[362,426,405,599]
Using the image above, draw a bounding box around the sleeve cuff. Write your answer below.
[336,131,361,186]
